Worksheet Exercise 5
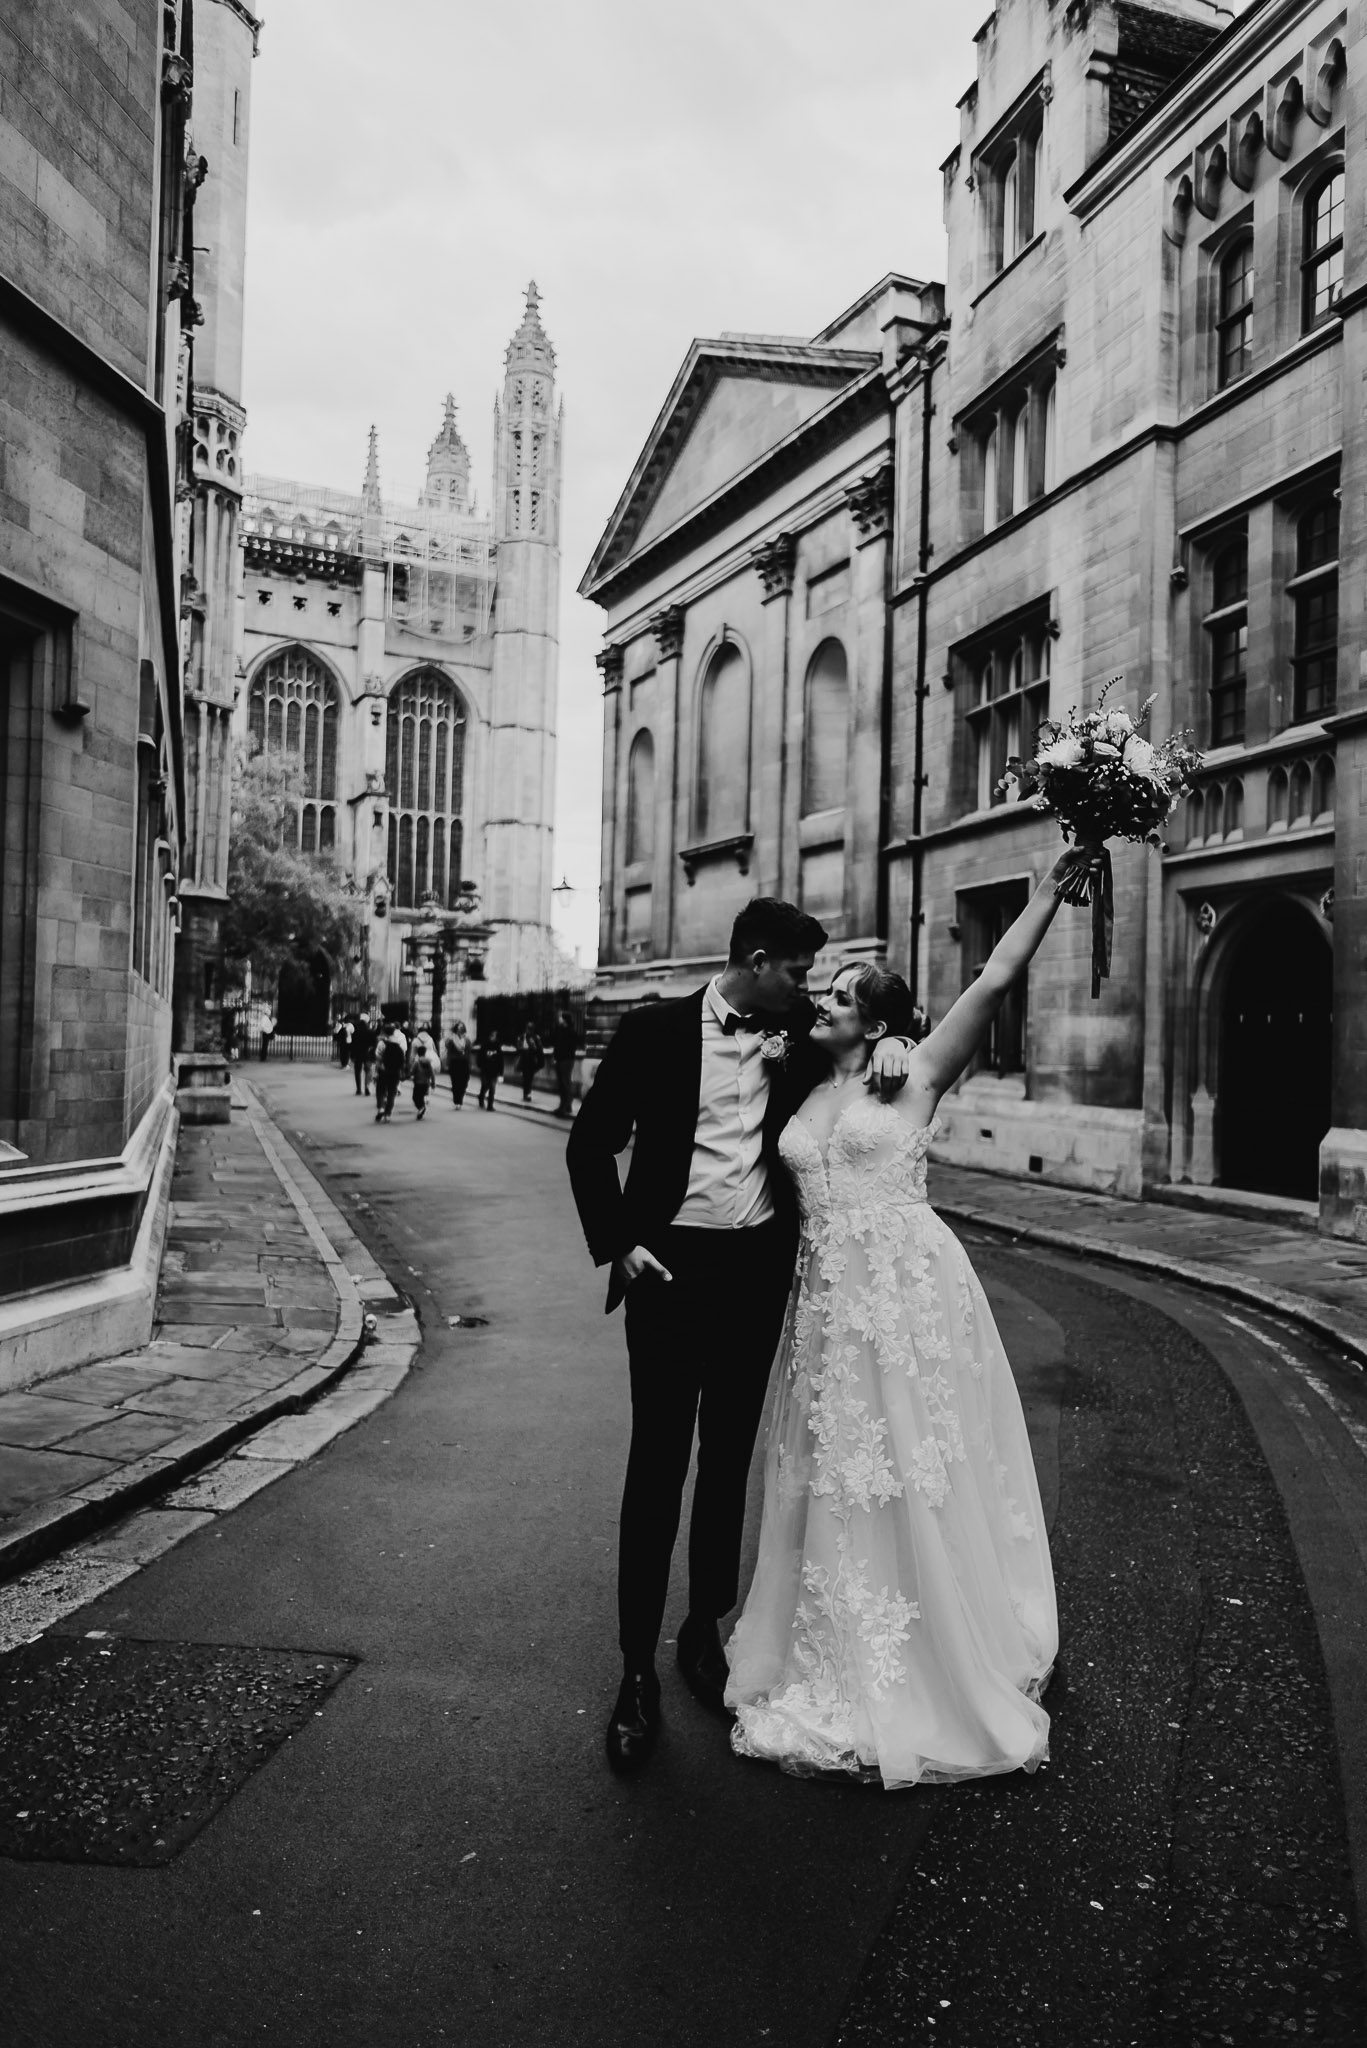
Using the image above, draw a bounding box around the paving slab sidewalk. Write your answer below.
[929,1159,1367,1365]
[0,1080,418,1583]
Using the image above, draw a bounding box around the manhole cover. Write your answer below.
[0,1634,355,1866]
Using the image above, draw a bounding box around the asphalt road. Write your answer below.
[2,1064,1365,2047]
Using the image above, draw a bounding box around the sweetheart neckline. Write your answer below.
[784,1097,942,1170]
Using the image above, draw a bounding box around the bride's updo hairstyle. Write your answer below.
[841,963,929,1044]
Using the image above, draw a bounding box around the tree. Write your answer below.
[222,751,363,992]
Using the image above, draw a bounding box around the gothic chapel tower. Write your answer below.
[487,283,562,988]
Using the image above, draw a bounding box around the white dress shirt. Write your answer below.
[676,979,776,1230]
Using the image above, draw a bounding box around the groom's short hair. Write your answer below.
[728,897,827,963]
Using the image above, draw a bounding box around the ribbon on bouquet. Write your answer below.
[1055,844,1114,1000]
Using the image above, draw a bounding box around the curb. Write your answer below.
[0,1087,389,1588]
[936,1201,1367,1374]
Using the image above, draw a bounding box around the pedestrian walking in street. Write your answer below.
[444,1019,471,1108]
[259,1010,276,1061]
[516,1023,544,1103]
[334,1016,353,1068]
[375,1021,407,1122]
[411,1034,439,1120]
[476,1031,503,1110]
[551,1008,580,1117]
[351,1013,376,1096]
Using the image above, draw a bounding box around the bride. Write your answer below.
[726,848,1093,1789]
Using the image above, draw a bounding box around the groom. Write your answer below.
[565,897,910,1772]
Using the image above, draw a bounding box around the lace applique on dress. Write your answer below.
[729,1097,1056,1789]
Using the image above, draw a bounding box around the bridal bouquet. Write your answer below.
[997,678,1202,997]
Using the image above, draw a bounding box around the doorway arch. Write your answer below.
[1216,898,1331,1198]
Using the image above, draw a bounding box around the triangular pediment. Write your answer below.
[581,338,879,598]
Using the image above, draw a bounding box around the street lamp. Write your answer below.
[402,883,493,1039]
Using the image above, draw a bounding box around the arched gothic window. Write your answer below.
[626,730,655,866]
[802,640,849,816]
[247,647,340,852]
[695,643,749,840]
[386,667,468,908]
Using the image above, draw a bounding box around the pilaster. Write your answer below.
[844,464,893,938]
[597,646,623,964]
[751,535,795,901]
[651,607,684,959]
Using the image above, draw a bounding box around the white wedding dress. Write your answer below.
[726,1098,1056,1790]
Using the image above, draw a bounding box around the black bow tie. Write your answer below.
[721,1012,763,1036]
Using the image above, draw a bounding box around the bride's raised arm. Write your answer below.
[912,845,1097,1102]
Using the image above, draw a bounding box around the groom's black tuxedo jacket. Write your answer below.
[565,987,824,1313]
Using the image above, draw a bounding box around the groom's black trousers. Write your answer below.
[618,1218,794,1669]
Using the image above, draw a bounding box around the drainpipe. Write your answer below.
[908,345,936,1010]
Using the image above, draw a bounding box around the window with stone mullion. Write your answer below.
[1216,238,1254,389]
[966,629,1051,813]
[1204,538,1248,746]
[1303,169,1344,332]
[1290,500,1339,721]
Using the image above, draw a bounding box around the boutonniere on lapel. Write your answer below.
[758,1030,791,1068]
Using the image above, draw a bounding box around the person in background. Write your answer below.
[411,1023,438,1073]
[444,1020,471,1109]
[516,1023,544,1104]
[411,1033,439,1120]
[259,1011,276,1062]
[375,1020,407,1122]
[334,1016,353,1068]
[351,1013,375,1097]
[552,1009,581,1118]
[476,1030,504,1111]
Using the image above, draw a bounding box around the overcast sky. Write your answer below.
[237,2,1029,964]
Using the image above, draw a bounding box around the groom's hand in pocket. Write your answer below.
[867,1035,912,1101]
[616,1245,673,1289]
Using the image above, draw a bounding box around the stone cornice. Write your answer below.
[206,0,264,51]
[1065,0,1328,221]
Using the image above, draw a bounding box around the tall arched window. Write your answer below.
[247,647,340,852]
[695,642,749,840]
[626,730,656,866]
[1217,236,1254,388]
[1303,169,1344,330]
[802,640,849,816]
[386,667,468,908]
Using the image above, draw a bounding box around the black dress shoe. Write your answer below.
[605,1668,660,1774]
[676,1613,732,1719]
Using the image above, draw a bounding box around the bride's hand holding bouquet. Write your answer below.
[998,678,1202,997]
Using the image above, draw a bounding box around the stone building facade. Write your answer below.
[883,0,1360,1233]
[0,0,242,1381]
[235,285,563,1020]
[580,278,942,1028]
[175,0,260,1052]
[589,0,1365,1236]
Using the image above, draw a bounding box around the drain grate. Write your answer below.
[0,1633,355,1866]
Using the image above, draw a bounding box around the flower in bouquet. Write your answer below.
[995,676,1204,997]
[996,675,1201,850]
